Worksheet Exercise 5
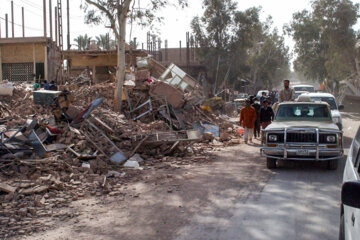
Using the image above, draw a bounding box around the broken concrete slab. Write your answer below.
[128,154,144,163]
[0,183,17,194]
[124,160,140,169]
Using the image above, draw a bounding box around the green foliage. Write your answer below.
[286,0,359,83]
[82,0,188,31]
[192,3,290,92]
[95,33,115,50]
[73,34,92,50]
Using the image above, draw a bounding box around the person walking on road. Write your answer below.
[260,92,267,106]
[260,100,274,129]
[252,99,261,139]
[278,79,295,102]
[240,99,257,144]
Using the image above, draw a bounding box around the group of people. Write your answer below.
[239,94,274,144]
[33,80,58,91]
[239,79,295,144]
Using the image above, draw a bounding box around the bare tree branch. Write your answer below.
[85,0,121,40]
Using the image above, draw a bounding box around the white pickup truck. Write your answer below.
[261,100,344,169]
[301,92,344,130]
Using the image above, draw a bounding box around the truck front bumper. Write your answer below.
[260,146,343,161]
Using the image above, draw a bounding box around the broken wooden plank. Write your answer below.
[91,116,114,134]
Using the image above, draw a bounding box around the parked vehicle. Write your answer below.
[302,92,344,130]
[293,84,315,93]
[260,99,343,169]
[256,90,269,100]
[234,93,249,103]
[295,91,309,99]
[339,126,360,240]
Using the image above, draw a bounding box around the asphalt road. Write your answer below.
[176,107,360,240]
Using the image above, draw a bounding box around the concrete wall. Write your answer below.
[1,43,46,63]
[47,42,62,82]
[0,39,61,82]
[69,54,117,67]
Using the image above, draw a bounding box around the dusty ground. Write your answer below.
[19,139,271,240]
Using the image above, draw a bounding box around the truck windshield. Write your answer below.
[275,104,332,121]
[309,97,337,110]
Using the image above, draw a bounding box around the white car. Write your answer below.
[340,127,360,240]
[295,91,309,99]
[256,90,269,99]
[293,84,316,93]
[302,92,344,130]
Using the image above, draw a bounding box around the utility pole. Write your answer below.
[49,0,53,40]
[43,0,47,38]
[55,6,58,46]
[165,40,168,61]
[11,1,14,38]
[67,0,70,50]
[5,14,8,38]
[22,7,25,37]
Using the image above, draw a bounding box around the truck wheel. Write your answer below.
[328,159,338,170]
[266,158,276,169]
[339,214,345,240]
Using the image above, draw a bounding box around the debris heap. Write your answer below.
[0,58,242,238]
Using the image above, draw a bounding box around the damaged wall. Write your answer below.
[63,50,147,83]
[0,37,61,82]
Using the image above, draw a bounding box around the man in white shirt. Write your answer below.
[278,79,295,102]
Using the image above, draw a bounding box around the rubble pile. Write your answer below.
[0,58,242,238]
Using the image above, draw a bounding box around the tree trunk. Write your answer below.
[114,16,127,112]
[355,57,360,76]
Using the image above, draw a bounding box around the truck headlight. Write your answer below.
[333,117,340,124]
[326,135,336,143]
[268,134,278,142]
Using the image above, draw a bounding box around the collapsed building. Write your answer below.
[0,46,242,238]
[63,44,147,83]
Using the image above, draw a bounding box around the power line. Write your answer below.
[20,0,43,10]
[3,0,42,18]
[0,16,43,32]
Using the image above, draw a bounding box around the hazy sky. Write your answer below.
[0,0,359,54]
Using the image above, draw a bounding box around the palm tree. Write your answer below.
[96,33,116,50]
[73,34,92,50]
[96,34,108,50]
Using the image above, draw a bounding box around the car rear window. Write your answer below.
[310,97,337,110]
[294,86,315,92]
[275,104,331,121]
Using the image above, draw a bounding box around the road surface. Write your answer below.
[176,108,360,240]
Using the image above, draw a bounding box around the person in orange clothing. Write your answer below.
[240,99,258,144]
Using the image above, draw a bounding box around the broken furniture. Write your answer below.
[130,98,153,121]
[132,129,201,155]
[33,90,62,105]
[80,119,127,164]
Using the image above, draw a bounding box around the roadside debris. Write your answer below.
[0,59,242,239]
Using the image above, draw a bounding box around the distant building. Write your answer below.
[63,46,148,83]
[0,37,62,82]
